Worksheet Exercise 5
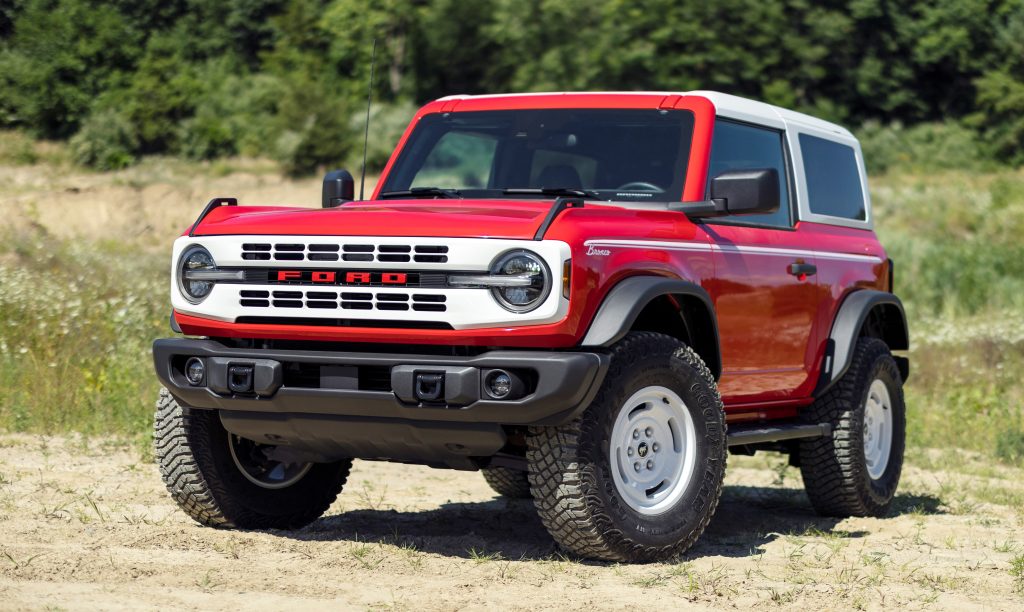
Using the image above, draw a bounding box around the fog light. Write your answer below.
[184,357,205,386]
[486,370,512,399]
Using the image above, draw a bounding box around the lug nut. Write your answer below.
[645,427,653,437]
[646,460,654,470]
[652,443,660,452]
[633,462,641,472]
[633,429,640,439]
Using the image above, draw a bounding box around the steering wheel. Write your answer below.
[615,181,663,192]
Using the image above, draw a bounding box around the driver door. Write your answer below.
[701,119,824,404]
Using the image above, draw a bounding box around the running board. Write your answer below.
[727,422,831,447]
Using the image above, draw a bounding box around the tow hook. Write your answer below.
[414,372,445,401]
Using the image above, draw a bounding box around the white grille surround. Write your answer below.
[170,235,571,330]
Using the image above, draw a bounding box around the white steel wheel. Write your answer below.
[610,385,698,515]
[863,378,894,480]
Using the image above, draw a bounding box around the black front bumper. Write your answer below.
[153,338,609,469]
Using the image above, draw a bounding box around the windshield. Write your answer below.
[379,109,695,202]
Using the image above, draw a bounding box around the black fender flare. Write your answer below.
[816,290,909,396]
[579,276,721,379]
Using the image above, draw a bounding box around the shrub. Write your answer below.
[177,111,237,161]
[996,428,1024,467]
[69,109,139,170]
[857,120,992,175]
[348,101,417,175]
[270,78,353,177]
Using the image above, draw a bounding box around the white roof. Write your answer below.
[438,90,854,138]
[690,90,854,138]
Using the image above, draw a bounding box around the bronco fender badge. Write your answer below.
[586,245,611,256]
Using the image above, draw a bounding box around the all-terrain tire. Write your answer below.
[481,467,532,499]
[799,337,906,517]
[527,332,727,562]
[154,387,351,529]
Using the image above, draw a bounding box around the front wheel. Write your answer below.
[154,388,351,529]
[527,332,726,562]
[799,338,906,517]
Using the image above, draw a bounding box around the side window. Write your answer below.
[706,120,791,228]
[410,131,497,189]
[799,134,866,221]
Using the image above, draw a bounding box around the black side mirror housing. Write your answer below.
[676,168,780,218]
[322,169,355,208]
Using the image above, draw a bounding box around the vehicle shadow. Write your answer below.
[279,486,943,562]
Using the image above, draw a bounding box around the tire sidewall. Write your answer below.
[853,352,906,509]
[581,345,725,550]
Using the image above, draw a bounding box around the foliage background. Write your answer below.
[2,0,1024,174]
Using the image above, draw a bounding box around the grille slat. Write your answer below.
[376,293,409,302]
[240,289,446,312]
[241,242,449,263]
[412,294,445,303]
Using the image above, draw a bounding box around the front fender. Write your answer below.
[579,276,721,379]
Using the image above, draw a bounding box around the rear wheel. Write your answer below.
[527,332,726,562]
[481,467,532,499]
[154,388,351,529]
[799,338,906,517]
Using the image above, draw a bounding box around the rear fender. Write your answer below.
[816,290,909,396]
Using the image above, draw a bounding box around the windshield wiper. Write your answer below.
[502,187,601,199]
[379,187,463,199]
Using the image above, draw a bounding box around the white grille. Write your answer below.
[170,235,571,330]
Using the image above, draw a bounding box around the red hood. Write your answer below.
[191,199,553,239]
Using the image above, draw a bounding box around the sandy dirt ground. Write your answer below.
[0,435,1022,611]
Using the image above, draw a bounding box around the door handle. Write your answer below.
[788,262,817,277]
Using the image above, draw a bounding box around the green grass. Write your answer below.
[0,165,1022,468]
[0,228,166,452]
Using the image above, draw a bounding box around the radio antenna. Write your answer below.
[359,38,377,201]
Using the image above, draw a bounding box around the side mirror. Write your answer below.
[676,168,780,218]
[322,169,355,208]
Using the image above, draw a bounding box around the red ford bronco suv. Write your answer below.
[153,91,909,562]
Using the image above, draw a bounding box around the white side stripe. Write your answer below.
[583,239,883,264]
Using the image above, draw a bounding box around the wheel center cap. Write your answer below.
[637,442,649,458]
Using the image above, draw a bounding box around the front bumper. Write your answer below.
[153,338,609,469]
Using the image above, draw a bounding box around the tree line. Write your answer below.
[1,0,1021,174]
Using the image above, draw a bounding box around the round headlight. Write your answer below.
[489,250,551,313]
[178,245,216,303]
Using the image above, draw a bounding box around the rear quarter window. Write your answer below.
[800,134,866,221]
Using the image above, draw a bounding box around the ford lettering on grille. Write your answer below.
[272,270,412,285]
